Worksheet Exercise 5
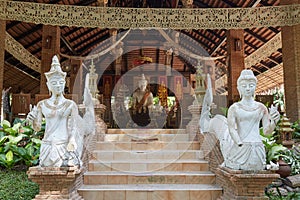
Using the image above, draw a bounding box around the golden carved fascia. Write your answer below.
[256,63,283,94]
[215,74,227,90]
[0,1,299,29]
[245,33,282,68]
[5,32,41,73]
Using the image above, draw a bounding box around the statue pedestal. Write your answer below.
[27,166,83,200]
[186,101,201,141]
[216,166,279,200]
[94,105,107,141]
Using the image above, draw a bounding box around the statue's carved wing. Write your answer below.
[199,74,213,133]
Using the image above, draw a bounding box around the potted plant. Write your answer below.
[260,129,291,177]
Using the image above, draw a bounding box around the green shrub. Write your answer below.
[0,119,44,169]
[0,170,39,200]
[291,120,300,139]
[282,148,300,175]
[260,128,287,164]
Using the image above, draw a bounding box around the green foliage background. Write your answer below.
[0,170,39,200]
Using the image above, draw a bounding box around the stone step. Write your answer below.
[88,160,209,172]
[78,184,222,200]
[104,133,190,142]
[107,129,186,135]
[95,141,200,151]
[92,150,204,161]
[84,171,216,185]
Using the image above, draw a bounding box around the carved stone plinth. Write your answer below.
[186,100,201,141]
[216,166,280,200]
[95,105,107,142]
[27,166,83,200]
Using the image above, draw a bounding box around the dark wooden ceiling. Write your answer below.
[4,0,282,95]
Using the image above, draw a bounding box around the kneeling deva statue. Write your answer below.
[200,69,280,170]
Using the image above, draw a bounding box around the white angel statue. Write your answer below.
[199,70,280,170]
[27,55,95,167]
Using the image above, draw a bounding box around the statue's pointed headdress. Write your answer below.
[139,74,147,83]
[45,55,66,81]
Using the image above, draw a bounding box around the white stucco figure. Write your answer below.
[200,69,280,170]
[199,74,213,133]
[27,55,95,167]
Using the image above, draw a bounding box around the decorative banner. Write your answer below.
[174,76,183,100]
[0,1,299,29]
[103,75,112,98]
[158,76,168,107]
[5,32,41,73]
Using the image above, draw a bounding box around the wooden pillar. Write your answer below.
[40,25,60,94]
[69,59,83,103]
[281,0,300,122]
[0,20,5,103]
[226,29,245,106]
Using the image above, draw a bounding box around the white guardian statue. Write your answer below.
[27,55,95,167]
[200,69,280,170]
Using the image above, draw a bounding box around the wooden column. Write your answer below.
[40,25,60,94]
[226,29,245,106]
[0,20,5,102]
[281,0,300,122]
[69,59,83,103]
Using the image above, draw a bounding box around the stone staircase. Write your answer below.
[78,129,222,200]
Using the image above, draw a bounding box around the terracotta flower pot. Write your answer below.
[276,158,291,178]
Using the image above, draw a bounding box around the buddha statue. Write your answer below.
[27,55,95,167]
[131,74,153,127]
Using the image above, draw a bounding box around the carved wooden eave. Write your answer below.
[245,33,282,69]
[5,32,41,73]
[0,1,299,29]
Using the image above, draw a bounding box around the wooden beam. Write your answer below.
[77,34,110,55]
[73,30,108,49]
[69,28,99,43]
[15,24,42,41]
[245,29,267,43]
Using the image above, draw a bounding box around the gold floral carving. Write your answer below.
[5,33,41,73]
[0,1,299,29]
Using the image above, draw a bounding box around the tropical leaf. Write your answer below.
[4,127,18,136]
[31,138,42,146]
[267,145,287,163]
[6,150,13,162]
[0,136,8,146]
[12,123,22,133]
[1,120,11,129]
[20,126,34,136]
[7,135,24,144]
